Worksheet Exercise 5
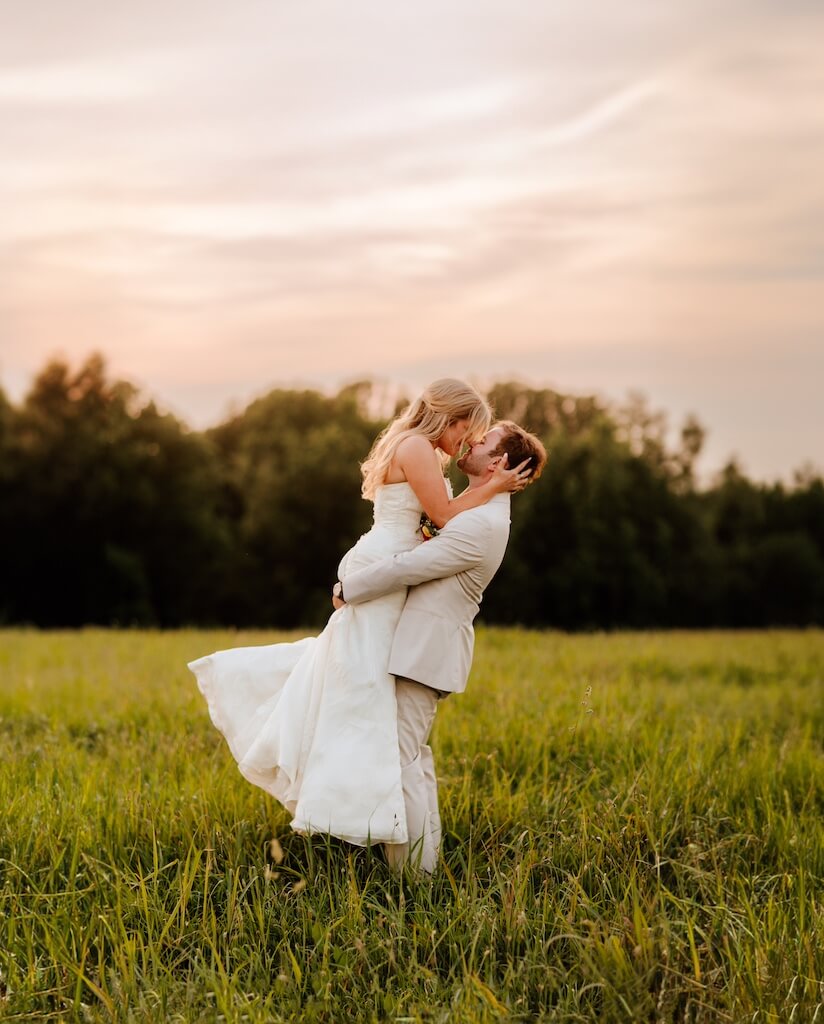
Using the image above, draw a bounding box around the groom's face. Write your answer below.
[457,427,505,477]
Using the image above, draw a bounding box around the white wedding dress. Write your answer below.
[188,482,426,846]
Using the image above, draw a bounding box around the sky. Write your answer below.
[1,0,822,484]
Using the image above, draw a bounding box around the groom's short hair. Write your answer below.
[491,421,547,482]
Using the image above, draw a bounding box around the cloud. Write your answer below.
[1,0,823,481]
[0,50,191,104]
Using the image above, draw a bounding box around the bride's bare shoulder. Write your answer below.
[396,434,434,458]
[385,434,437,483]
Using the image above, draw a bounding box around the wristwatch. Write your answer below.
[332,581,344,601]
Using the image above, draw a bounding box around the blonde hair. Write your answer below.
[361,379,492,499]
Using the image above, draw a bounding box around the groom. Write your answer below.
[334,420,547,873]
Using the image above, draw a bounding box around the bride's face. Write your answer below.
[437,417,470,457]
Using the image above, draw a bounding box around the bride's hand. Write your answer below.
[490,452,532,493]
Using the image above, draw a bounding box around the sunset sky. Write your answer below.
[1,0,822,483]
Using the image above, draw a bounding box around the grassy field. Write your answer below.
[0,628,822,1023]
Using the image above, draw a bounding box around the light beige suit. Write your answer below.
[341,493,512,693]
[340,493,511,872]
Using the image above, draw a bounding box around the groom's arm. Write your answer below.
[340,513,492,605]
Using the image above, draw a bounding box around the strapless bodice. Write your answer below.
[372,482,424,535]
[337,483,423,578]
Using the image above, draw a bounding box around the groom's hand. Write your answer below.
[332,581,346,610]
[332,595,345,610]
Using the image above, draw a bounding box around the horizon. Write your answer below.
[2,350,818,490]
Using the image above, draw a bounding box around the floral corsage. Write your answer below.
[420,514,439,541]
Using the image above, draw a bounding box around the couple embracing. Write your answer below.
[188,380,546,875]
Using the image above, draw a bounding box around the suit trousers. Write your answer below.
[384,677,442,874]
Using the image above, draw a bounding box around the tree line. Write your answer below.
[1,354,822,629]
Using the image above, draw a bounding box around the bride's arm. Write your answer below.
[396,435,527,528]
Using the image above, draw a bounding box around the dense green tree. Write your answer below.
[207,388,380,626]
[0,387,17,622]
[0,355,228,626]
[482,420,715,629]
[693,461,824,626]
[486,381,609,441]
[749,532,824,625]
[1,358,821,628]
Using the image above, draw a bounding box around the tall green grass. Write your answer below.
[1,628,822,1022]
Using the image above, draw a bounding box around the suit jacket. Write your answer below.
[340,493,511,693]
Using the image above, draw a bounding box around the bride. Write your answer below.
[188,379,525,848]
